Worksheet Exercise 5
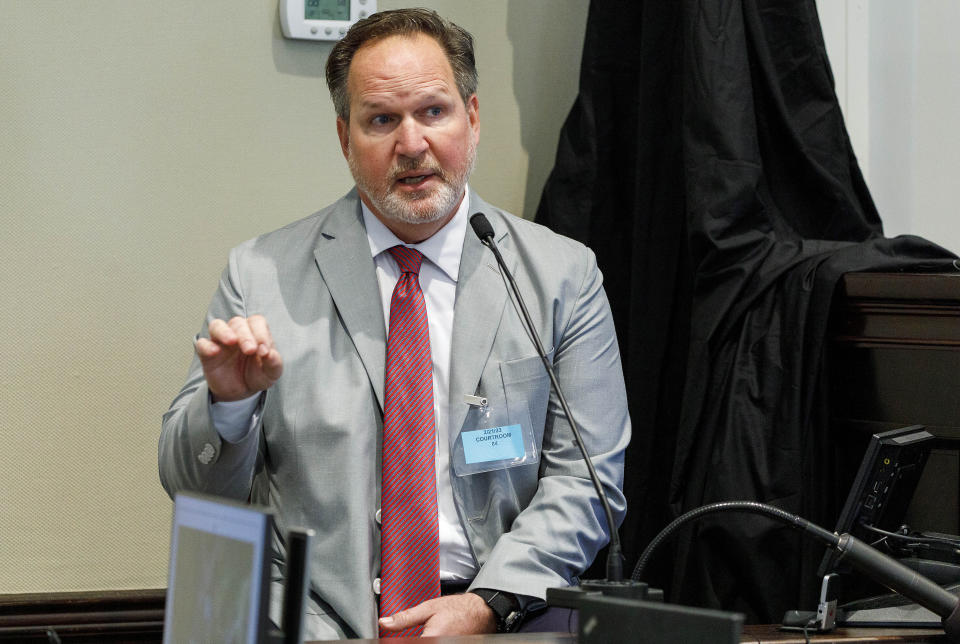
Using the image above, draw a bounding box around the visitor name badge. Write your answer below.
[462,425,524,464]
[453,396,539,476]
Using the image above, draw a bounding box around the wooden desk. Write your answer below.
[308,626,945,643]
[0,589,946,643]
[742,624,945,642]
[310,636,574,644]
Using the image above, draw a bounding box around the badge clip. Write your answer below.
[462,394,488,408]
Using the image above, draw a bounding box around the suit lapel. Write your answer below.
[313,194,387,411]
[309,191,512,424]
[448,199,512,437]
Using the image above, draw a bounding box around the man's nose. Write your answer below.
[394,117,429,158]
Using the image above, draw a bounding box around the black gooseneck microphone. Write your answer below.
[631,502,960,641]
[469,212,625,582]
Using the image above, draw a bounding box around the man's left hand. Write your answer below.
[378,593,496,636]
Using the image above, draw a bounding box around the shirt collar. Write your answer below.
[361,187,469,282]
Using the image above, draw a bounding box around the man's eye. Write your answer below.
[426,107,443,117]
[371,115,392,126]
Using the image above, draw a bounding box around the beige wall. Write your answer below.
[817,0,960,254]
[0,0,588,593]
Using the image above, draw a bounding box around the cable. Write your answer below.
[869,535,889,548]
[802,616,816,643]
[859,523,960,549]
[631,501,839,582]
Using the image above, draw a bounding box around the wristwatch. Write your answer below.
[470,588,524,633]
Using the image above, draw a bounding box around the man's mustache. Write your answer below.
[390,158,446,181]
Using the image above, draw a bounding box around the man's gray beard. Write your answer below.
[348,144,476,226]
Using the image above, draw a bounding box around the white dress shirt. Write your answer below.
[210,190,478,581]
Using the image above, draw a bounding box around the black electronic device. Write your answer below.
[817,425,934,580]
[276,527,314,644]
[577,595,743,644]
[805,424,960,630]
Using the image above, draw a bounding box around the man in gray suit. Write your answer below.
[160,8,629,639]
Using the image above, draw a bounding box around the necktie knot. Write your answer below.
[388,246,424,275]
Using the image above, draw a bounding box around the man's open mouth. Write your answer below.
[398,174,431,184]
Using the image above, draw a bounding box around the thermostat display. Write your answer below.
[280,0,376,41]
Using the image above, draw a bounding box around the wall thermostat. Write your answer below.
[280,0,377,41]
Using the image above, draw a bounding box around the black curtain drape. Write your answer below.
[536,0,956,622]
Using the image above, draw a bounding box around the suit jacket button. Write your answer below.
[375,509,381,524]
[197,443,215,464]
[373,577,381,594]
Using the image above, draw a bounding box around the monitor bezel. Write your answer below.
[163,492,273,644]
[818,424,934,578]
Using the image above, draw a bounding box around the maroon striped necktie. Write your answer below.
[379,246,440,637]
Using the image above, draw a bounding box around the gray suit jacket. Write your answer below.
[159,189,630,639]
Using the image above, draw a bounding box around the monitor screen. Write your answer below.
[163,493,272,644]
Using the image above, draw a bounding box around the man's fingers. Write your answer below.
[196,316,282,400]
[206,318,240,348]
[227,316,260,354]
[193,336,222,359]
[379,602,433,632]
[262,348,283,379]
[199,315,283,370]
[246,315,276,356]
[249,348,283,385]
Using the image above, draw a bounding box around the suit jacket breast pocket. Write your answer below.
[501,352,551,447]
[450,353,552,560]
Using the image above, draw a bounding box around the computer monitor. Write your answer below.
[163,492,272,644]
[818,425,934,579]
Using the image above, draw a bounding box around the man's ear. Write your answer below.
[336,116,350,160]
[466,94,480,144]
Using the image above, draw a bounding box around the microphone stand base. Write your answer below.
[547,579,661,609]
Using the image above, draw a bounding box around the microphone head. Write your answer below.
[469,212,495,241]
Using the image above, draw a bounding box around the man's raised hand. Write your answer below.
[194,315,283,401]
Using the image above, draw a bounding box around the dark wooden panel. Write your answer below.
[0,589,165,643]
[830,272,960,435]
[830,346,960,436]
[841,273,960,302]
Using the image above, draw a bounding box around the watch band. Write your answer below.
[470,588,524,633]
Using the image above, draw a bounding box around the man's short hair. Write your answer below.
[325,8,478,122]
